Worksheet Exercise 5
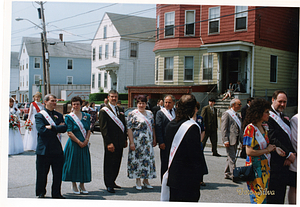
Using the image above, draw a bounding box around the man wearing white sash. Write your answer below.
[221,98,243,180]
[155,95,176,180]
[99,90,127,193]
[266,90,295,204]
[35,94,67,199]
[162,94,204,202]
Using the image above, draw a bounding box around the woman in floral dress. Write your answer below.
[127,95,157,190]
[243,98,285,204]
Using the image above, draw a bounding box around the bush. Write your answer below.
[89,93,128,101]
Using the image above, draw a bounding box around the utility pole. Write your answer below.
[37,1,51,95]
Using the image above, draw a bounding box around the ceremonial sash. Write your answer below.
[102,106,125,132]
[161,108,175,122]
[32,101,41,113]
[227,109,241,130]
[69,112,87,139]
[249,124,271,166]
[132,109,153,137]
[269,111,291,139]
[40,110,62,142]
[161,119,200,201]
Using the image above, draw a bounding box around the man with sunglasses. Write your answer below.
[221,98,243,180]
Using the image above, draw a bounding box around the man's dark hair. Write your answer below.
[44,94,57,102]
[247,97,254,103]
[71,96,83,105]
[108,90,118,96]
[175,94,197,121]
[272,90,287,100]
[209,98,216,102]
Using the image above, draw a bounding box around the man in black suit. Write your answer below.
[241,97,253,123]
[99,90,127,193]
[155,95,175,180]
[35,94,67,199]
[267,90,295,204]
[152,99,163,120]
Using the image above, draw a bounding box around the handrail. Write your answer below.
[199,84,217,104]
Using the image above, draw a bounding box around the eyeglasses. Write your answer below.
[237,103,242,106]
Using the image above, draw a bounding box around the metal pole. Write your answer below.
[40,33,47,96]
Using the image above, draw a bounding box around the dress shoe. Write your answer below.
[71,185,80,195]
[52,195,65,199]
[38,194,45,198]
[107,187,115,193]
[78,184,88,194]
[113,184,121,188]
[142,181,153,189]
[136,184,142,190]
[213,153,221,157]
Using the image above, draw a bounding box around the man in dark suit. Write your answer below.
[221,98,243,180]
[233,80,245,93]
[152,99,163,120]
[267,90,295,204]
[35,94,67,199]
[99,90,127,193]
[241,97,254,123]
[155,95,175,180]
[201,98,220,156]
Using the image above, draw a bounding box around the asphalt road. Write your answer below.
[6,126,289,205]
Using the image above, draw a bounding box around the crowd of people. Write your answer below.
[7,89,297,203]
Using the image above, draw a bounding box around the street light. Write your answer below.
[15,17,43,30]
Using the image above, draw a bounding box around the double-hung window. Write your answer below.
[34,75,41,85]
[103,26,107,39]
[113,42,116,57]
[104,72,108,88]
[185,11,195,36]
[165,12,175,37]
[92,74,95,88]
[67,76,73,85]
[98,73,101,88]
[130,42,138,58]
[67,59,73,70]
[203,54,213,80]
[157,15,160,40]
[92,48,95,61]
[270,55,277,83]
[105,44,109,59]
[99,46,102,60]
[235,6,248,31]
[184,56,194,81]
[164,57,173,81]
[34,57,40,68]
[209,7,220,34]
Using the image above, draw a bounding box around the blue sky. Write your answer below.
[11,1,156,52]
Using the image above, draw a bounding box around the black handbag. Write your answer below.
[232,146,255,182]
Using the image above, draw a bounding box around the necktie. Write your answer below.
[169,109,172,116]
[115,106,119,115]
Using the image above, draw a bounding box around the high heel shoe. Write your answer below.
[78,184,88,194]
[136,180,142,190]
[142,181,153,189]
[71,184,80,195]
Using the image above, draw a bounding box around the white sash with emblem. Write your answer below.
[132,109,153,137]
[227,109,241,130]
[102,106,125,132]
[69,112,87,139]
[161,119,200,201]
[269,111,291,139]
[161,108,175,122]
[40,110,62,142]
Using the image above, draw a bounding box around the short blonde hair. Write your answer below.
[34,92,42,98]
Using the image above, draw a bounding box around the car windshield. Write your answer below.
[26,103,30,108]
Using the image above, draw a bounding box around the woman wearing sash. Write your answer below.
[127,95,157,190]
[243,98,285,204]
[62,96,91,194]
[9,97,24,155]
[23,92,44,151]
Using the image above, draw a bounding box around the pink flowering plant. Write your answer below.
[24,119,33,131]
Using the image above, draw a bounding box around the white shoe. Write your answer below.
[71,185,80,195]
[136,183,142,190]
[143,181,153,189]
[78,184,88,194]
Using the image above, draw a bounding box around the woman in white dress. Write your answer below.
[23,92,44,151]
[9,98,24,155]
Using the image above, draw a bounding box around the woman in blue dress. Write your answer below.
[62,96,91,195]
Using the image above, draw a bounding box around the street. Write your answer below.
[6,127,290,205]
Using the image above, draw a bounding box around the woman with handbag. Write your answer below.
[243,98,284,204]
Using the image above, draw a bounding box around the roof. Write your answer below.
[21,37,91,59]
[94,12,156,41]
[11,52,19,68]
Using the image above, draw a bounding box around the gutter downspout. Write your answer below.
[251,45,254,97]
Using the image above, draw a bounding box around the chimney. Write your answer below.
[59,33,63,42]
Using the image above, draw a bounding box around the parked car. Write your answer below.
[124,107,136,118]
[19,102,31,120]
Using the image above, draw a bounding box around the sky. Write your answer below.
[11,1,157,52]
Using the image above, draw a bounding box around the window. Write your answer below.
[165,12,175,37]
[99,46,102,60]
[98,73,101,88]
[34,57,40,68]
[164,57,173,81]
[67,76,73,85]
[26,58,28,69]
[270,55,277,83]
[105,44,109,59]
[67,59,73,70]
[92,74,95,88]
[26,75,28,86]
[157,15,160,40]
[34,75,41,85]
[23,60,24,70]
[209,7,220,34]
[185,11,195,36]
[203,55,213,80]
[104,72,107,88]
[156,58,159,81]
[92,48,96,61]
[184,56,194,81]
[22,76,24,86]
[130,42,138,58]
[103,26,107,39]
[113,42,116,57]
[235,6,248,30]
